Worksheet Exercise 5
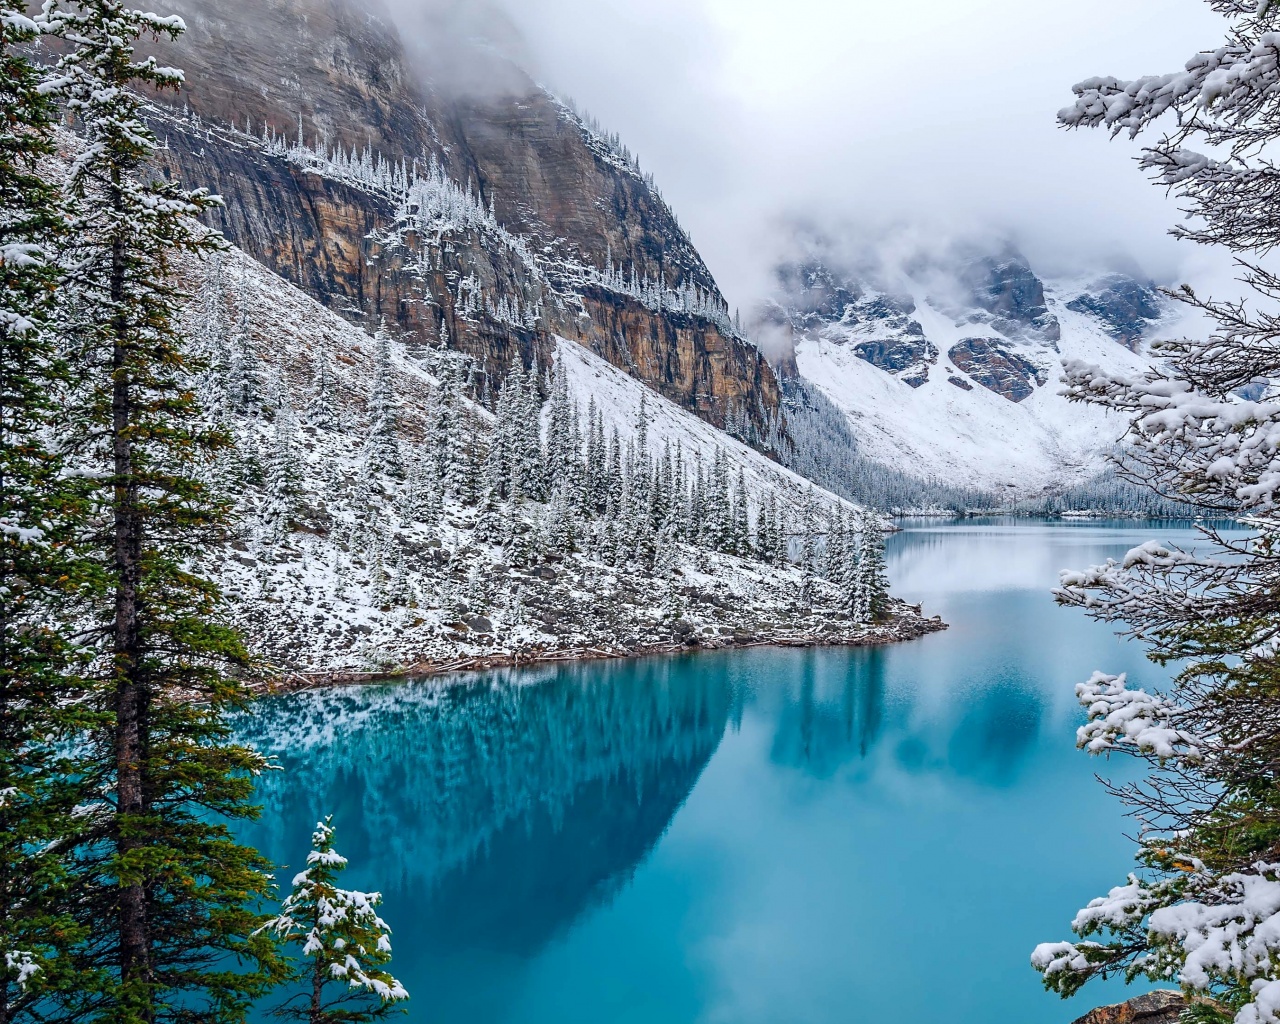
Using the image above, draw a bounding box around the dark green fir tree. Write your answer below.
[45,2,285,1020]
[0,7,102,1020]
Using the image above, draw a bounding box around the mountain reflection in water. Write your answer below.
[236,520,1220,1024]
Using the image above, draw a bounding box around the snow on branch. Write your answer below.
[3,950,41,991]
[1063,358,1280,512]
[1060,31,1280,139]
[1075,672,1203,761]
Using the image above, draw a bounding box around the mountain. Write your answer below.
[759,241,1175,495]
[140,0,781,444]
[160,239,939,677]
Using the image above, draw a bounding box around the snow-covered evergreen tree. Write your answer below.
[799,487,818,576]
[854,513,889,622]
[260,817,408,1023]
[0,6,96,1016]
[363,325,402,478]
[226,263,263,416]
[1031,7,1280,1019]
[43,1,283,1016]
[262,384,303,552]
[306,344,339,431]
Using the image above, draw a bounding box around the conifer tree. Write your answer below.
[1030,7,1280,1017]
[195,252,230,420]
[457,435,483,507]
[263,387,303,552]
[427,365,460,496]
[260,818,407,1024]
[226,265,261,416]
[44,3,284,1018]
[855,513,890,622]
[0,7,101,1018]
[583,398,606,511]
[363,325,402,479]
[305,346,338,431]
[486,364,517,498]
[799,488,818,575]
[731,469,750,557]
[515,363,544,500]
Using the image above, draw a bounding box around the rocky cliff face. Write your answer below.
[142,0,780,439]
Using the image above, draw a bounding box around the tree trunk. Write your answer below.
[310,952,324,1024]
[109,167,150,1015]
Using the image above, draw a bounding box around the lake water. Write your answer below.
[237,519,1208,1024]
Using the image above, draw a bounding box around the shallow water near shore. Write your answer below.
[236,518,1220,1024]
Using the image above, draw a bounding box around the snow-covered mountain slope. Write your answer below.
[762,249,1175,494]
[556,339,846,511]
[176,243,938,677]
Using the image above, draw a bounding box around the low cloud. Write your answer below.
[378,0,1235,307]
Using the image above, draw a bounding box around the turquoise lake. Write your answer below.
[237,519,1208,1024]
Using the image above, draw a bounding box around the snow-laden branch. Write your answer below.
[3,950,41,991]
[1063,359,1280,512]
[1035,864,1280,1023]
[1061,32,1280,139]
[1075,672,1204,761]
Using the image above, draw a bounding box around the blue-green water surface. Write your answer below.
[238,519,1212,1024]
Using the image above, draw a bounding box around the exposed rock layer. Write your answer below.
[142,0,780,435]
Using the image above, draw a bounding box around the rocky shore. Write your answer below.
[249,600,947,694]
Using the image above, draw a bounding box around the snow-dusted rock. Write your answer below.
[761,243,1177,494]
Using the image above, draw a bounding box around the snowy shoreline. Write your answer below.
[249,601,947,695]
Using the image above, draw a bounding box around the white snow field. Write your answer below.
[793,279,1166,495]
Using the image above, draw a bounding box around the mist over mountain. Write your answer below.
[381,0,1228,312]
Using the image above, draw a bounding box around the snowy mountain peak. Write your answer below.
[758,239,1179,493]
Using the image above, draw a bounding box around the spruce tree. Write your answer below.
[226,265,261,417]
[195,252,230,420]
[0,7,102,1019]
[363,325,402,479]
[731,469,750,557]
[855,513,890,622]
[799,489,818,575]
[305,345,338,431]
[262,388,302,552]
[45,2,284,1018]
[260,818,407,1024]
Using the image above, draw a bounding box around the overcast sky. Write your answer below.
[460,0,1228,307]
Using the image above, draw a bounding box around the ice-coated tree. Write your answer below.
[0,6,102,1018]
[1030,7,1280,1021]
[260,818,408,1024]
[43,2,283,1018]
